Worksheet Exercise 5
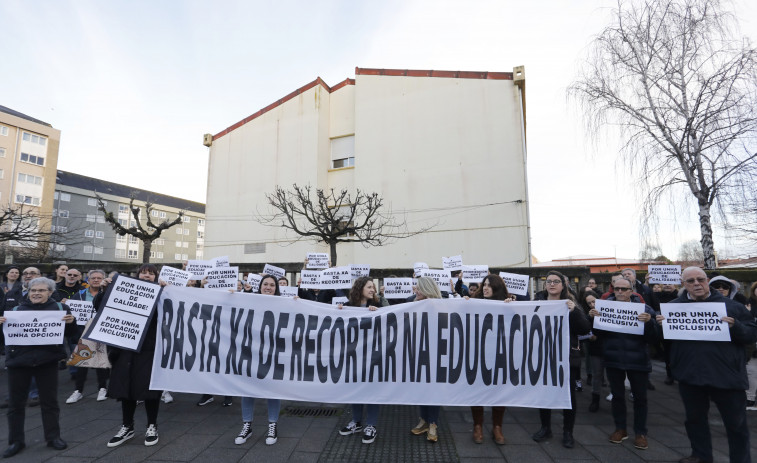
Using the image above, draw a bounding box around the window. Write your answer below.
[58,210,69,218]
[197,231,204,239]
[95,231,104,239]
[182,253,188,260]
[97,215,105,223]
[244,243,266,254]
[85,230,94,238]
[50,243,65,252]
[0,147,5,157]
[83,245,93,254]
[175,253,182,260]
[176,228,183,234]
[331,135,355,169]
[17,173,43,185]
[155,238,165,245]
[175,241,182,247]
[60,193,70,202]
[22,132,46,146]
[86,214,95,222]
[88,198,97,206]
[54,191,58,200]
[0,169,3,179]
[157,252,164,259]
[19,152,45,166]
[15,194,40,206]
[51,225,67,233]
[94,246,103,255]
[198,219,205,226]
[130,220,136,227]
[182,216,190,223]
[119,204,129,214]
[129,236,138,244]
[118,218,127,226]
[151,210,159,217]
[196,250,203,259]
[128,250,138,259]
[160,211,166,219]
[183,228,189,235]
[115,249,126,258]
[0,126,8,136]
[117,235,126,242]
[183,242,189,248]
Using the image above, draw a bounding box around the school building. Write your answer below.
[203,66,530,269]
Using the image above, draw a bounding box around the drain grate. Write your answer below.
[284,406,344,418]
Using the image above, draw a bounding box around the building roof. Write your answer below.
[0,105,53,127]
[55,170,206,214]
[212,67,514,141]
[532,255,642,267]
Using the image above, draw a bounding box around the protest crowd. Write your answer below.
[1,257,756,463]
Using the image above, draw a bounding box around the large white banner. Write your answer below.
[151,287,572,408]
[3,311,65,345]
[593,299,645,335]
[661,303,730,341]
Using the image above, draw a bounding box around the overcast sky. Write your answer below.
[2,0,756,263]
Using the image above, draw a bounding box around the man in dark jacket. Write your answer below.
[0,277,76,458]
[55,268,85,301]
[657,267,757,463]
[590,277,658,450]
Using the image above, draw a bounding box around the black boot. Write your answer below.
[532,427,552,442]
[563,431,575,448]
[589,393,600,412]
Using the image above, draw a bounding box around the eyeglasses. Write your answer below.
[711,283,730,290]
[29,289,50,294]
[684,277,707,284]
[614,287,632,292]
[545,279,562,285]
[67,273,80,277]
[22,271,39,276]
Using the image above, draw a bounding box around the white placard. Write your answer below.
[299,270,322,289]
[499,272,530,296]
[350,264,370,279]
[186,260,214,280]
[421,269,452,292]
[320,266,353,290]
[383,278,414,299]
[263,264,285,279]
[593,299,645,335]
[85,309,149,351]
[648,265,682,284]
[413,262,429,275]
[442,255,463,272]
[331,296,349,306]
[211,256,230,267]
[661,303,730,341]
[108,278,161,316]
[307,253,329,269]
[152,289,572,408]
[205,267,239,291]
[462,265,489,281]
[67,300,96,325]
[158,266,192,287]
[3,311,65,345]
[246,273,262,293]
[279,286,299,298]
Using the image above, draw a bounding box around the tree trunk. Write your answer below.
[329,241,338,267]
[142,239,152,264]
[698,201,716,269]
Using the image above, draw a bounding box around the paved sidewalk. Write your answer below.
[1,359,754,462]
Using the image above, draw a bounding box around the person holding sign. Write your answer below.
[408,277,444,443]
[468,274,512,445]
[106,264,164,449]
[65,270,110,404]
[531,271,590,449]
[588,278,658,450]
[0,277,76,458]
[338,276,389,445]
[235,274,283,447]
[656,267,757,463]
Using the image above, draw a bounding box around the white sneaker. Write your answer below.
[235,422,252,445]
[97,388,108,402]
[144,424,159,446]
[606,393,613,402]
[161,391,174,404]
[265,422,278,445]
[66,390,83,404]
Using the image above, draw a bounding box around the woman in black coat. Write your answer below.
[531,270,590,449]
[105,264,163,448]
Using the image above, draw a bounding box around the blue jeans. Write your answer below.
[419,405,440,424]
[241,397,280,423]
[351,404,379,426]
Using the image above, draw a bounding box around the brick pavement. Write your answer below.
[0,358,754,462]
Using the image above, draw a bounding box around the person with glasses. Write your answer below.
[588,277,658,450]
[0,277,76,458]
[531,271,590,449]
[656,267,757,463]
[55,269,85,302]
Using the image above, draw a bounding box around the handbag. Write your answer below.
[67,319,111,368]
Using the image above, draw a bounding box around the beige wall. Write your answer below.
[205,72,529,269]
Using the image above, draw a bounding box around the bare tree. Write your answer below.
[0,205,86,262]
[257,185,433,266]
[570,0,757,269]
[677,239,705,266]
[97,194,184,263]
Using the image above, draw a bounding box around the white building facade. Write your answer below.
[205,67,530,269]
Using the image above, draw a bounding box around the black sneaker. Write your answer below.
[223,397,233,407]
[235,422,252,445]
[339,421,362,435]
[196,395,214,406]
[144,424,159,446]
[107,425,135,447]
[362,425,377,444]
[265,422,278,445]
